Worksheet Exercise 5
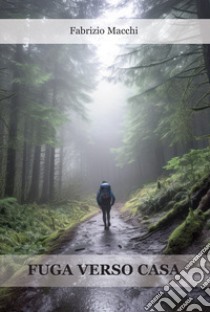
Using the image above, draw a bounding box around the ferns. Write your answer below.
[164,147,210,184]
[0,198,18,214]
[0,199,97,254]
[123,148,210,226]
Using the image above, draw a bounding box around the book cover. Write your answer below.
[0,1,210,311]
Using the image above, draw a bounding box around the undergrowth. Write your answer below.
[122,179,187,217]
[123,148,210,224]
[164,209,206,254]
[0,198,97,254]
[0,197,97,305]
[122,148,210,253]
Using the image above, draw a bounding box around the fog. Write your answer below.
[1,1,210,204]
[55,40,210,202]
[87,80,132,195]
[59,48,140,200]
[89,81,126,146]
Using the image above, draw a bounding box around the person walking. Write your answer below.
[96,181,115,230]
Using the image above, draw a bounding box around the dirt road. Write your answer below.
[2,208,182,312]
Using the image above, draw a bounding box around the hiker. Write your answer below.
[96,181,115,230]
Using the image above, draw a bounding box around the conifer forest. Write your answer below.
[1,1,210,311]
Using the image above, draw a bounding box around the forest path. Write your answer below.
[4,206,176,312]
[55,205,148,255]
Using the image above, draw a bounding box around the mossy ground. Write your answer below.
[122,181,209,253]
[0,197,98,304]
[122,177,188,226]
[164,209,206,254]
[122,148,210,253]
[0,197,97,254]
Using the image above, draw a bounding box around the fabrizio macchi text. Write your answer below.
[69,26,139,35]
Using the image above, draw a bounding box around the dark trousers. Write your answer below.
[101,205,111,227]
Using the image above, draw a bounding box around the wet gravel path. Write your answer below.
[2,207,203,312]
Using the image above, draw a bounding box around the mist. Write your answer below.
[1,0,210,205]
[58,57,140,200]
[2,2,210,311]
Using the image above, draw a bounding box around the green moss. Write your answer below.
[0,198,98,255]
[190,175,209,194]
[204,210,210,220]
[164,209,205,254]
[123,174,189,220]
[122,198,140,215]
[165,200,176,210]
[42,230,63,244]
[148,198,189,232]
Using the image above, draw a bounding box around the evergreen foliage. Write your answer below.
[1,0,210,259]
[0,0,102,203]
[111,0,210,183]
[0,43,98,202]
[164,148,210,184]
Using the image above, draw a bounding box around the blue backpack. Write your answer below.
[99,183,111,204]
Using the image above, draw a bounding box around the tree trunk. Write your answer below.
[196,0,210,82]
[21,116,33,203]
[58,145,64,199]
[48,62,58,201]
[154,139,165,176]
[40,145,51,203]
[28,145,41,202]
[0,119,7,198]
[49,146,55,201]
[21,141,27,203]
[5,45,23,197]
